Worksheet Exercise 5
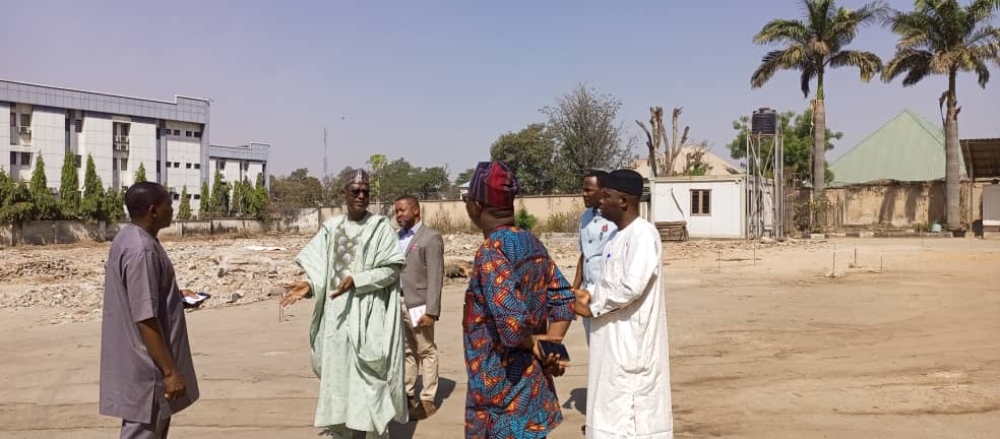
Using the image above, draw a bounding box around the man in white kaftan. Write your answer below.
[281,170,408,439]
[573,169,673,439]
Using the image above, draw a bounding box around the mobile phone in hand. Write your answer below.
[538,340,570,361]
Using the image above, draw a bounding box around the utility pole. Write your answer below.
[322,126,329,202]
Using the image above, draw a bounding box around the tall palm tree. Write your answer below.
[751,0,887,195]
[882,0,1000,231]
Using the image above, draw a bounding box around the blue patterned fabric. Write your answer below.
[462,226,574,438]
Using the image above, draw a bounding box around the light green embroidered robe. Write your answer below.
[295,213,407,437]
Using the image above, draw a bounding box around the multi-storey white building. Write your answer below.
[0,79,269,217]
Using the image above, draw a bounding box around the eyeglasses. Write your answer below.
[348,189,370,198]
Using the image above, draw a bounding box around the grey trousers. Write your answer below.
[120,416,171,439]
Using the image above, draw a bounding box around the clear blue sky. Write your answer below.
[3,0,997,178]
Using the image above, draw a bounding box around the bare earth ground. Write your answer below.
[1,235,999,438]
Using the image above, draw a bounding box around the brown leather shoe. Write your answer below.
[407,402,425,421]
[421,400,437,418]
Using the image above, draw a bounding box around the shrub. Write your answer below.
[514,209,537,230]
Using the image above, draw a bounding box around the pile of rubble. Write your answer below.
[0,232,819,324]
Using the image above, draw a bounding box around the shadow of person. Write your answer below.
[388,377,460,439]
[562,387,587,415]
[433,377,457,408]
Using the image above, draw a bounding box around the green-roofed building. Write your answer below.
[830,109,966,186]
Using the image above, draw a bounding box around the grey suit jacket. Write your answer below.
[400,224,445,318]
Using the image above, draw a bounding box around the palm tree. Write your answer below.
[882,0,1000,231]
[751,0,887,195]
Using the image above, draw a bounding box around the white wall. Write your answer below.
[79,114,113,189]
[164,121,202,139]
[8,104,36,181]
[984,185,1000,227]
[165,137,202,213]
[31,107,67,190]
[125,119,157,189]
[246,161,264,185]
[651,177,744,238]
[0,101,10,175]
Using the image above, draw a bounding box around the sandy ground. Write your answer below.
[1,236,999,438]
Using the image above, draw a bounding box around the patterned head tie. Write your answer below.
[345,169,370,187]
[468,161,520,208]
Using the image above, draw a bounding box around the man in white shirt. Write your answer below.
[573,170,617,346]
[572,169,673,439]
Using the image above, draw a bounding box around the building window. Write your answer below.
[65,116,70,132]
[193,132,201,138]
[120,158,128,171]
[242,162,249,171]
[20,113,31,127]
[691,189,711,216]
[194,163,201,170]
[172,193,180,201]
[75,119,83,133]
[186,163,192,169]
[174,162,181,168]
[193,194,200,200]
[9,112,15,145]
[185,131,192,137]
[156,128,161,139]
[113,159,118,171]
[217,160,226,170]
[9,151,15,166]
[74,154,82,168]
[173,129,180,136]
[156,160,161,173]
[20,152,31,166]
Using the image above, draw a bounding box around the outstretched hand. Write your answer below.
[281,281,311,307]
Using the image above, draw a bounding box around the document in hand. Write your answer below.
[408,305,427,324]
[183,292,211,305]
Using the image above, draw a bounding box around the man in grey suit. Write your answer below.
[394,195,445,420]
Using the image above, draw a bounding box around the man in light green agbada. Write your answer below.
[281,169,407,438]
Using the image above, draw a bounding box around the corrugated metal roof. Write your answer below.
[961,138,1000,180]
[830,109,966,185]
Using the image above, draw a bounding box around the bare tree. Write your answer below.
[636,106,689,177]
[543,84,635,191]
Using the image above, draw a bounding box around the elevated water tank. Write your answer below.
[751,107,778,135]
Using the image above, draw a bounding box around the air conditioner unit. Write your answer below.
[18,126,31,135]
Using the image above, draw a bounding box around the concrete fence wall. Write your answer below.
[5,183,991,246]
[806,181,989,231]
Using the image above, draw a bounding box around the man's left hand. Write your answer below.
[528,334,569,378]
[180,289,205,308]
[416,314,436,327]
[571,288,593,317]
[332,276,354,298]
